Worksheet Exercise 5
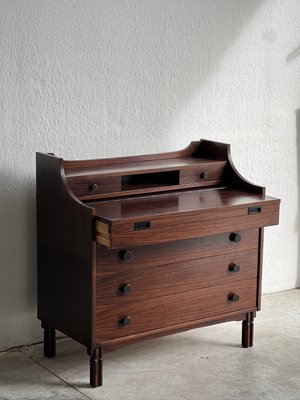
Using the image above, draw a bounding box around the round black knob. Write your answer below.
[229,264,240,273]
[119,250,134,261]
[230,232,241,243]
[89,183,98,191]
[120,316,132,327]
[119,284,133,295]
[228,293,240,302]
[201,171,209,179]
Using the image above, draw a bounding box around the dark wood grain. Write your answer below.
[68,175,121,198]
[36,153,95,349]
[242,312,255,347]
[96,278,257,341]
[96,249,258,306]
[102,310,253,350]
[92,188,278,223]
[63,141,200,170]
[193,140,265,194]
[94,195,279,249]
[36,140,280,388]
[96,228,259,276]
[90,347,103,388]
[257,228,264,311]
[180,161,226,185]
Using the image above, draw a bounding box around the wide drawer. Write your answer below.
[92,188,280,249]
[96,249,258,306]
[95,278,257,342]
[96,229,258,275]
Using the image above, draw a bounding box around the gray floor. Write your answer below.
[0,290,299,400]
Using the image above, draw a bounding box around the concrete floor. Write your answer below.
[0,290,299,400]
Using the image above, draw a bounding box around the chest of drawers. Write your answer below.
[36,140,280,387]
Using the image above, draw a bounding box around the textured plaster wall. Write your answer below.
[0,0,299,350]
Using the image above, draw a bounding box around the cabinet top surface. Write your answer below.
[89,187,279,223]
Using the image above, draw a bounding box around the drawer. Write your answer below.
[96,278,257,342]
[94,188,280,249]
[180,162,226,185]
[67,176,121,198]
[96,249,258,306]
[96,229,259,275]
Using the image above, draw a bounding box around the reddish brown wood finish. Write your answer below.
[36,153,95,349]
[102,310,254,351]
[242,312,255,347]
[36,140,280,388]
[180,161,226,185]
[96,229,259,275]
[93,189,279,249]
[96,249,258,306]
[96,278,257,342]
[90,347,103,387]
[68,175,121,197]
[257,228,264,311]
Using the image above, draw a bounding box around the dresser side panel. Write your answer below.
[36,153,95,348]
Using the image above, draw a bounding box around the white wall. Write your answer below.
[0,0,299,351]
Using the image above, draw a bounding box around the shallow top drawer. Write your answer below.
[91,188,280,249]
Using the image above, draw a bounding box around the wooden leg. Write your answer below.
[242,312,254,348]
[43,323,56,358]
[90,347,103,388]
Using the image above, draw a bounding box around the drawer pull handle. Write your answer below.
[201,171,209,179]
[228,293,240,302]
[229,263,240,273]
[230,232,241,243]
[119,250,134,261]
[120,316,132,327]
[119,284,133,295]
[89,183,98,191]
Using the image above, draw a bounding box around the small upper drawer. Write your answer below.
[67,176,121,198]
[180,162,226,185]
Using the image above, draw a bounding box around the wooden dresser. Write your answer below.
[36,140,280,387]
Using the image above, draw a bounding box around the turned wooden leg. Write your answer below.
[242,312,254,348]
[42,323,56,358]
[90,347,103,388]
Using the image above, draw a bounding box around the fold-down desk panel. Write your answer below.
[90,188,280,249]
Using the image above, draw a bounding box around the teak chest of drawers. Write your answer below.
[36,140,280,387]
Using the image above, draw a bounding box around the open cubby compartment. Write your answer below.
[121,170,180,191]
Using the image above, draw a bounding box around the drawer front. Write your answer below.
[96,201,279,249]
[97,249,258,306]
[67,176,121,198]
[96,278,257,342]
[96,229,259,276]
[180,162,226,185]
